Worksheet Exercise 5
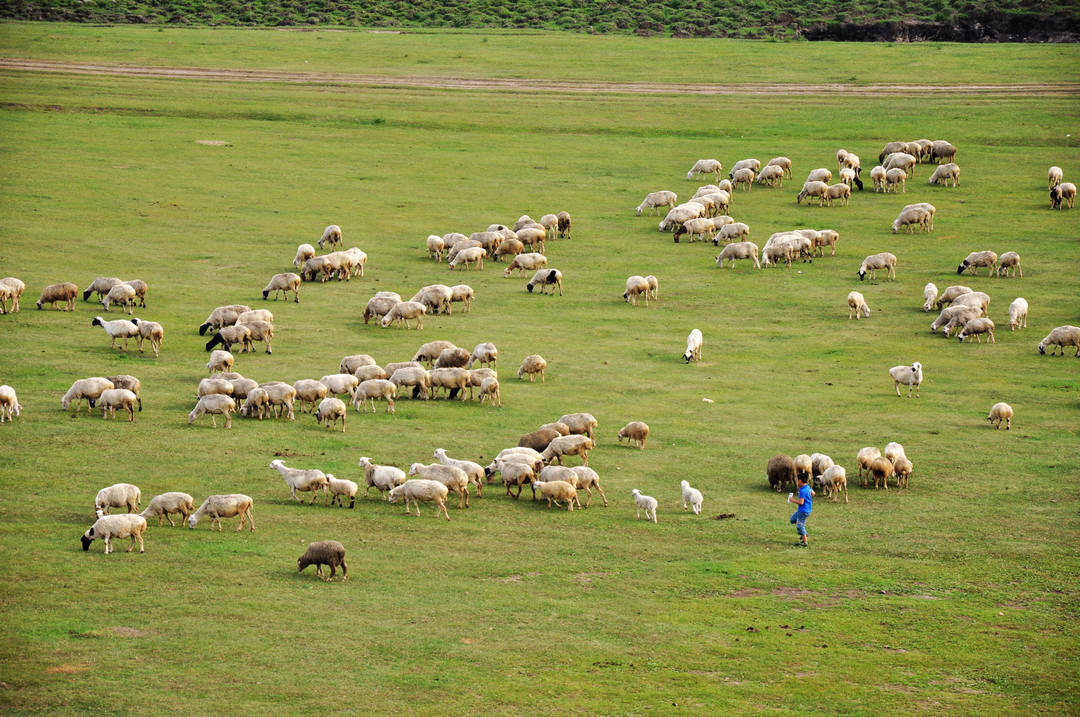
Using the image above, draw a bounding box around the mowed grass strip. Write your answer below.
[0,28,1079,715]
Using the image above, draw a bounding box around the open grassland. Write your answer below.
[1,25,1079,715]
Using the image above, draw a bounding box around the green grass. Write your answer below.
[1,25,1079,715]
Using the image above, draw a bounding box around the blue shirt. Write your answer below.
[797,484,812,514]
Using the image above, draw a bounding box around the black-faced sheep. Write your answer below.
[81,514,146,554]
[1038,325,1080,356]
[526,269,563,295]
[957,251,998,277]
[858,253,897,281]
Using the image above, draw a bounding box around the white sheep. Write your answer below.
[847,291,870,320]
[636,190,678,216]
[408,463,470,509]
[806,168,832,184]
[448,245,485,271]
[314,397,348,432]
[326,475,360,508]
[91,316,140,350]
[715,222,750,245]
[987,402,1013,430]
[686,159,723,181]
[856,447,881,484]
[293,243,316,268]
[767,156,792,178]
[957,250,998,276]
[198,304,251,336]
[815,465,848,503]
[206,349,235,375]
[465,342,497,370]
[318,224,342,250]
[128,318,164,358]
[645,275,659,301]
[535,480,579,511]
[187,494,255,531]
[756,164,785,188]
[617,421,649,449]
[101,282,137,314]
[35,282,78,311]
[81,276,122,303]
[319,373,359,400]
[730,167,755,191]
[358,457,407,499]
[352,379,396,414]
[796,180,829,205]
[526,268,563,296]
[187,394,236,428]
[269,459,329,503]
[659,203,705,232]
[715,241,760,269]
[1038,325,1080,356]
[1048,166,1063,189]
[891,205,931,234]
[933,305,982,336]
[623,275,651,306]
[883,152,917,177]
[558,412,599,439]
[870,165,887,192]
[631,489,658,523]
[503,252,548,277]
[262,272,301,302]
[518,354,547,382]
[479,376,501,407]
[0,384,22,422]
[680,480,703,515]
[889,361,923,398]
[409,284,453,315]
[857,252,897,281]
[839,167,856,186]
[98,388,138,422]
[684,328,703,362]
[426,234,447,262]
[389,366,431,400]
[81,514,146,554]
[94,482,141,516]
[884,167,907,193]
[363,291,402,324]
[380,300,427,329]
[140,492,195,527]
[1008,298,1029,331]
[433,448,485,498]
[928,162,960,187]
[996,252,1022,278]
[957,317,996,344]
[388,480,450,520]
[935,285,973,309]
[62,377,115,413]
[923,282,939,312]
[541,434,594,466]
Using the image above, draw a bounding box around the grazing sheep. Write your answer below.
[326,476,359,509]
[298,540,347,580]
[434,347,470,370]
[714,222,750,245]
[684,328,703,362]
[203,323,251,354]
[847,291,870,320]
[987,402,1013,430]
[314,397,347,432]
[380,300,427,329]
[353,365,387,382]
[81,277,122,303]
[91,316,139,350]
[389,480,450,520]
[957,250,998,277]
[883,441,906,466]
[291,379,328,413]
[730,167,755,191]
[363,291,402,324]
[996,252,1022,278]
[206,349,234,375]
[198,304,251,336]
[870,165,887,192]
[500,460,536,499]
[526,268,563,296]
[892,456,913,489]
[519,427,561,452]
[188,394,236,428]
[810,453,834,479]
[410,284,454,315]
[493,237,525,262]
[889,361,923,398]
[659,203,705,233]
[957,317,996,344]
[412,341,457,367]
[636,190,678,216]
[856,447,881,484]
[815,465,848,503]
[140,492,195,527]
[631,489,658,523]
[715,241,760,269]
[935,285,974,309]
[94,483,141,516]
[923,282,939,312]
[1048,181,1076,209]
[623,275,651,306]
[884,168,907,193]
[541,434,594,466]
[0,385,22,422]
[756,164,785,188]
[617,421,649,449]
[448,245,485,271]
[556,212,572,239]
[1008,298,1029,331]
[824,183,851,206]
[796,181,830,206]
[793,454,813,483]
[389,366,431,400]
[503,252,548,277]
[466,342,497,369]
[35,282,78,311]
[930,140,957,164]
[426,234,447,262]
[62,377,115,413]
[687,159,722,181]
[535,480,579,511]
[293,243,316,268]
[101,282,137,314]
[767,156,792,178]
[1037,325,1080,356]
[358,457,407,498]
[806,168,832,184]
[928,162,960,187]
[514,227,546,254]
[645,274,659,301]
[558,413,598,440]
[269,459,329,503]
[253,382,297,420]
[318,374,358,401]
[839,167,856,186]
[681,480,703,515]
[857,252,897,281]
[262,273,301,302]
[81,514,147,554]
[883,152,917,177]
[351,379,396,414]
[1048,166,1063,189]
[408,463,470,509]
[870,456,894,490]
[433,448,485,498]
[318,224,342,250]
[430,367,471,400]
[933,305,982,336]
[98,388,137,422]
[479,377,501,407]
[187,494,255,531]
[518,354,547,382]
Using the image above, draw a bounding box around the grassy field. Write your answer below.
[1,24,1079,715]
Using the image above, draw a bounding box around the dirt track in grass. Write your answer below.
[2,57,1078,96]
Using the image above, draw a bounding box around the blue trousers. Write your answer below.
[790,511,809,537]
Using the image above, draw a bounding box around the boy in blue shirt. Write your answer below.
[788,475,814,547]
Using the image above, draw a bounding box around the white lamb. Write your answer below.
[326,474,360,508]
[847,291,870,320]
[269,459,329,504]
[1008,298,1029,331]
[684,328,702,362]
[91,316,140,350]
[433,448,485,498]
[0,384,22,422]
[680,480,703,515]
[923,282,939,312]
[632,489,658,523]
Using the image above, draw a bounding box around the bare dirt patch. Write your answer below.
[109,626,150,637]
[44,664,89,675]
